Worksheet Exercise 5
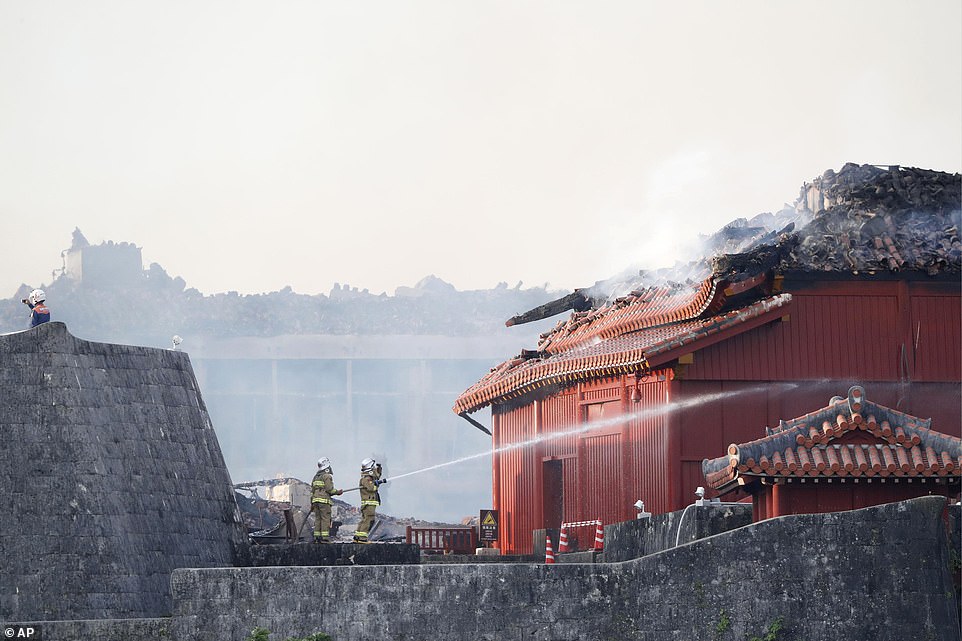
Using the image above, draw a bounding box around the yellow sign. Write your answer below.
[479,509,498,541]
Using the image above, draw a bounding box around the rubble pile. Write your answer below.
[785,163,961,275]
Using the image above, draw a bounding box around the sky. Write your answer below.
[1,1,960,298]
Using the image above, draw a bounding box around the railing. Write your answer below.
[406,526,477,554]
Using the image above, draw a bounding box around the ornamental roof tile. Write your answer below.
[702,385,962,492]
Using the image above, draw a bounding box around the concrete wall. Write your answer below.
[0,322,250,621]
[171,496,960,641]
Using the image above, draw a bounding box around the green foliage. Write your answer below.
[747,616,784,641]
[693,580,707,608]
[246,627,271,641]
[246,628,333,641]
[714,609,731,635]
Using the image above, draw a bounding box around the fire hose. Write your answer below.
[293,480,389,540]
[339,478,388,493]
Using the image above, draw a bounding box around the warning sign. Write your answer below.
[479,509,498,542]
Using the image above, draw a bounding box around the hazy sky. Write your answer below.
[2,1,960,297]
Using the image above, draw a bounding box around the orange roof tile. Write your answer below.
[453,293,792,415]
[703,385,962,492]
[538,277,724,355]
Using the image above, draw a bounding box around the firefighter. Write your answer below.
[21,289,50,328]
[310,457,343,543]
[353,457,386,543]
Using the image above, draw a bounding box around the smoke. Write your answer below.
[194,317,558,524]
[588,146,812,304]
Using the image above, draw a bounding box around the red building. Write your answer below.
[454,164,961,554]
[702,385,960,520]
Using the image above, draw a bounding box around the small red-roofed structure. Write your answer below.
[702,385,961,520]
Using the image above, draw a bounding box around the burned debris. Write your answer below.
[786,163,961,275]
[234,477,462,544]
[507,163,961,334]
[505,289,593,327]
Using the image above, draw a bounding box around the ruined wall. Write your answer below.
[0,322,250,621]
[172,497,959,641]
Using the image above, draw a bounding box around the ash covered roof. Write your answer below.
[784,163,961,275]
[454,164,961,416]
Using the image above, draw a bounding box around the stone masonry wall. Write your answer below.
[2,618,170,641]
[172,496,959,641]
[603,502,752,563]
[0,322,250,621]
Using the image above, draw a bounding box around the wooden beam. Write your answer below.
[505,290,592,327]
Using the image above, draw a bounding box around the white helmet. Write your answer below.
[317,457,331,471]
[361,457,376,473]
[29,289,45,304]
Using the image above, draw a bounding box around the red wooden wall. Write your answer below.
[754,482,958,520]
[489,278,961,554]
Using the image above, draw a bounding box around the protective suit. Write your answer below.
[311,457,342,542]
[353,458,384,543]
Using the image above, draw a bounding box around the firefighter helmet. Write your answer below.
[361,457,376,473]
[317,457,332,471]
[29,289,45,304]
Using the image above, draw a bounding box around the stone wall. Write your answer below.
[2,618,170,641]
[585,502,752,563]
[171,496,959,641]
[0,322,250,621]
[249,541,420,566]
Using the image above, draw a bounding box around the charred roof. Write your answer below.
[507,164,961,329]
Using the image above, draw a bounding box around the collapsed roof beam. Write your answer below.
[505,290,593,327]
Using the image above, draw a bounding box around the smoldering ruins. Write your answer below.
[0,163,959,641]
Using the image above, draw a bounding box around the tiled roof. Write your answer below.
[453,293,792,415]
[702,385,962,491]
[537,277,724,355]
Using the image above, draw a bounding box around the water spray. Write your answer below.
[383,382,798,485]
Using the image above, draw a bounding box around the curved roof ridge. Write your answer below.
[541,276,723,355]
[702,386,961,491]
[454,294,792,415]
